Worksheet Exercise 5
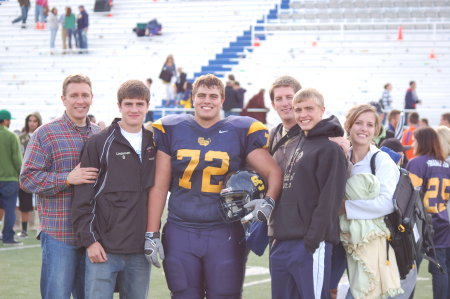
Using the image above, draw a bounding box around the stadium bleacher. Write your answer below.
[0,0,280,130]
[0,0,449,131]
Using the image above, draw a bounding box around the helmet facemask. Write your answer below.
[219,190,252,222]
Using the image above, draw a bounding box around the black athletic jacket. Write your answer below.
[72,119,156,254]
[269,116,347,253]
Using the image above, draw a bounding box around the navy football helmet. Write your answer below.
[219,170,266,223]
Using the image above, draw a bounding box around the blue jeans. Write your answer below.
[0,181,19,243]
[12,6,29,24]
[40,232,85,299]
[35,4,44,23]
[65,28,75,49]
[85,253,150,299]
[429,247,450,299]
[50,28,58,48]
[76,29,88,49]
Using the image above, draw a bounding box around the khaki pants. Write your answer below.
[62,28,67,49]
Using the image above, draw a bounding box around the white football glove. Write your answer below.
[144,232,165,268]
[243,196,275,222]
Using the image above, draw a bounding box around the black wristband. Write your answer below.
[145,232,160,238]
[264,196,275,206]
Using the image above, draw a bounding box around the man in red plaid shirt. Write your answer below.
[20,74,100,299]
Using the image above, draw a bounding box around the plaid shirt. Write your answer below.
[20,112,100,245]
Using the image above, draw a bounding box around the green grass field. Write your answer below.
[0,230,434,299]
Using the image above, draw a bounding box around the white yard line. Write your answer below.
[243,278,271,287]
[0,244,40,251]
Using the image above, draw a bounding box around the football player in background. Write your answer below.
[145,74,282,298]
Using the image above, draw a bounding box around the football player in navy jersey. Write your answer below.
[407,127,450,299]
[144,74,282,298]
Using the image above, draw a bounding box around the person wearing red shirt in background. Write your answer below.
[240,88,268,124]
[402,112,419,161]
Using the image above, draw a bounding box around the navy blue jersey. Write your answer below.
[407,155,450,248]
[153,114,269,228]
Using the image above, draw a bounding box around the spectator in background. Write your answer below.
[62,7,76,53]
[420,118,429,127]
[48,7,59,53]
[20,74,101,298]
[87,114,96,124]
[145,78,154,122]
[234,81,246,110]
[387,109,401,132]
[440,112,450,128]
[240,88,267,124]
[17,112,42,239]
[0,207,3,240]
[87,114,107,130]
[159,55,176,104]
[179,82,193,109]
[380,137,410,168]
[402,112,419,161]
[436,126,450,164]
[146,78,153,89]
[175,67,187,102]
[380,83,393,123]
[223,80,240,117]
[35,0,47,29]
[404,81,421,124]
[370,101,393,146]
[12,0,30,29]
[76,5,89,52]
[407,127,450,299]
[0,110,23,246]
[145,77,156,101]
[97,121,106,130]
[387,109,404,140]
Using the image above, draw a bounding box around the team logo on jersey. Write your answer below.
[198,137,211,146]
[116,151,131,159]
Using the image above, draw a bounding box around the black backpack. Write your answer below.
[370,152,442,279]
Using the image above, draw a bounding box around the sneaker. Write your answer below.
[3,240,23,246]
[17,231,28,239]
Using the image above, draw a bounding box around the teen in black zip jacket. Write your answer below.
[269,88,347,299]
[72,80,156,299]
[72,118,156,254]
